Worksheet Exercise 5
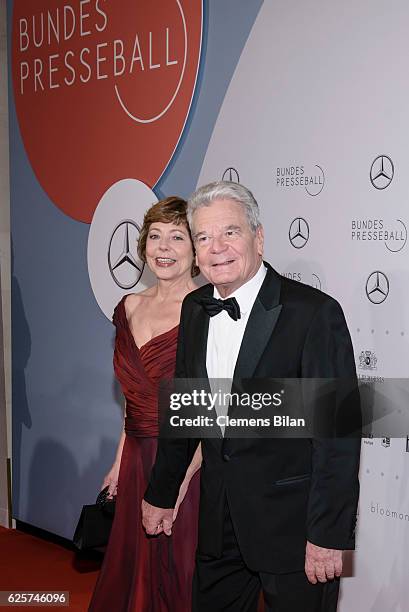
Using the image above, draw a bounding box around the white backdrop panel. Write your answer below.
[197,2,409,609]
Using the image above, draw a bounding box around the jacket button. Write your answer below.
[223,453,230,462]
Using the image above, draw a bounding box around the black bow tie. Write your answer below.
[199,296,241,321]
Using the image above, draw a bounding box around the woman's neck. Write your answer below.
[152,275,197,302]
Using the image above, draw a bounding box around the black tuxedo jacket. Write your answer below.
[145,263,361,573]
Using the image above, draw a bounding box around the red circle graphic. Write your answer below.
[12,0,202,222]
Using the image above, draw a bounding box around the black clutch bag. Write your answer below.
[73,486,116,550]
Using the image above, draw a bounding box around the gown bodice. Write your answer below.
[112,296,179,437]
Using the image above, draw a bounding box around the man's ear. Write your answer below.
[256,225,264,256]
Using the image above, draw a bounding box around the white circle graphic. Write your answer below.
[88,179,158,319]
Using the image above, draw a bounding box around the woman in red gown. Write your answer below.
[89,197,201,612]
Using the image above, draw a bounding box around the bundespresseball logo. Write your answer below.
[12,1,203,222]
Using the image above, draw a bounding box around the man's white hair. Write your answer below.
[187,181,261,233]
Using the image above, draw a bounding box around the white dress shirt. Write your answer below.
[206,263,267,432]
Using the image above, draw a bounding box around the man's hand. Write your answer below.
[305,541,343,584]
[141,499,174,536]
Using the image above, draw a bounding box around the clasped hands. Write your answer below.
[142,500,175,536]
[142,502,343,585]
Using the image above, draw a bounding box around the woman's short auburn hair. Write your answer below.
[137,196,200,277]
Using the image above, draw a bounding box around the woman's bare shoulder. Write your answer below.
[123,288,154,318]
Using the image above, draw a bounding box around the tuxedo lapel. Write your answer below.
[187,288,212,380]
[233,264,282,379]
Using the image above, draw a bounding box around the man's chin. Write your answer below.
[200,265,240,288]
[209,276,239,293]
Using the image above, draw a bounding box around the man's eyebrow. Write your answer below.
[192,230,207,239]
[193,224,242,239]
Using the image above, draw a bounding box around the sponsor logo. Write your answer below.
[311,273,321,290]
[222,167,240,182]
[358,374,384,383]
[282,271,322,291]
[108,220,144,289]
[365,271,389,304]
[12,1,203,222]
[371,502,409,521]
[289,217,309,249]
[358,350,377,371]
[276,164,325,196]
[370,155,394,190]
[351,218,407,253]
[381,437,390,448]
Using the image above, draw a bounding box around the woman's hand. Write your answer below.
[102,427,126,499]
[102,461,120,499]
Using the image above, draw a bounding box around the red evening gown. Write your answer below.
[89,296,199,612]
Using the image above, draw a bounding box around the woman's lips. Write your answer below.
[155,257,176,267]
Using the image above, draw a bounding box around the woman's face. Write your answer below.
[145,221,194,281]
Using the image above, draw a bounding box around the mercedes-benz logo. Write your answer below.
[222,167,240,182]
[370,155,394,190]
[365,271,389,304]
[108,220,144,289]
[289,217,309,249]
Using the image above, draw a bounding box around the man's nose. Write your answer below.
[210,236,227,253]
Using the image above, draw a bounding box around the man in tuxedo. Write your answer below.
[142,181,361,611]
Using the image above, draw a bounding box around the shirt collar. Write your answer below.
[214,263,267,315]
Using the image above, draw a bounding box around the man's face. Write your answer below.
[192,199,264,297]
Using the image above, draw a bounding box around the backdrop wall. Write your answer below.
[1,0,11,529]
[7,2,408,610]
[0,263,8,528]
